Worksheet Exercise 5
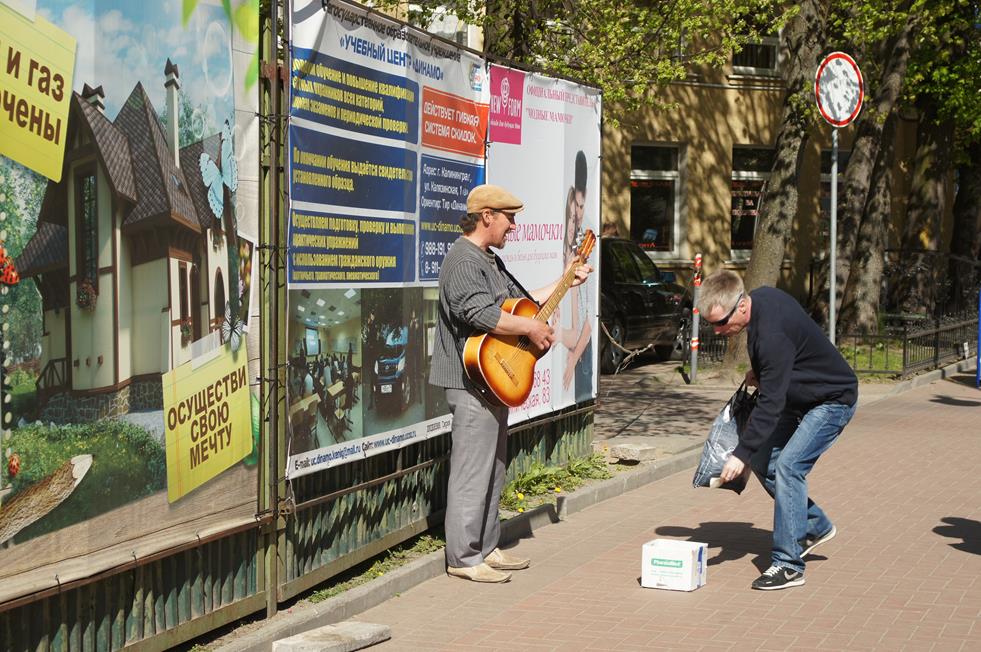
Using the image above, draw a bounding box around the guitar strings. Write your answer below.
[504,235,593,364]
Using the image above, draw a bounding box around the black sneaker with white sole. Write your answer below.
[800,525,837,557]
[751,565,805,590]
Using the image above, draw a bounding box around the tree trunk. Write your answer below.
[888,99,953,313]
[947,142,981,313]
[484,0,547,61]
[823,15,916,321]
[722,0,828,370]
[839,112,897,333]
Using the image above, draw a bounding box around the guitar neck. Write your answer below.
[534,260,582,323]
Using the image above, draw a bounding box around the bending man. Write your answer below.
[699,270,857,590]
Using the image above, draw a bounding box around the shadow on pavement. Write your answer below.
[933,517,981,555]
[595,383,727,442]
[928,394,981,407]
[654,521,771,571]
[945,373,981,388]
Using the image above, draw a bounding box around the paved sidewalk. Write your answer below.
[356,372,981,651]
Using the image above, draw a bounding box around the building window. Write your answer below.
[733,36,778,74]
[630,145,680,256]
[412,5,471,46]
[730,147,775,252]
[179,265,189,321]
[77,171,98,286]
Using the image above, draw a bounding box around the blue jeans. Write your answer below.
[750,401,856,573]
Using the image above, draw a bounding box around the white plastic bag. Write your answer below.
[692,383,757,494]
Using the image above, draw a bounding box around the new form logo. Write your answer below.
[489,65,524,144]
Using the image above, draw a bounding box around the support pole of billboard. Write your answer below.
[263,0,281,619]
[829,127,838,345]
[815,52,863,346]
[690,253,702,383]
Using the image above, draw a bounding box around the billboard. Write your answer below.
[285,1,601,478]
[487,65,602,419]
[0,0,260,605]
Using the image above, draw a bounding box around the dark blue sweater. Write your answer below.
[733,286,858,462]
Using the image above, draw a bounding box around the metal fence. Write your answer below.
[839,312,979,378]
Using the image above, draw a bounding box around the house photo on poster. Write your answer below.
[0,0,260,601]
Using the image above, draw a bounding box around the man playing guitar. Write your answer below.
[429,184,592,583]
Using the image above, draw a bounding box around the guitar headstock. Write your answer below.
[574,229,596,264]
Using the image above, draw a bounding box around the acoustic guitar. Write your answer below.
[463,230,596,407]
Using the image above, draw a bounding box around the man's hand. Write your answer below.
[745,369,759,388]
[569,262,593,287]
[719,454,747,484]
[526,319,555,350]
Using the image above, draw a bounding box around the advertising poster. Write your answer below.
[0,0,260,605]
[286,0,486,477]
[487,65,602,419]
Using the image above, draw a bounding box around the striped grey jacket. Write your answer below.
[428,236,527,390]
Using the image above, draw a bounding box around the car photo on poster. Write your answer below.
[374,325,411,412]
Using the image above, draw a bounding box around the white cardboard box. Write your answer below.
[641,539,708,591]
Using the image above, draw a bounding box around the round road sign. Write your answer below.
[815,52,863,127]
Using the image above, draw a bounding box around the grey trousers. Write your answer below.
[444,387,509,568]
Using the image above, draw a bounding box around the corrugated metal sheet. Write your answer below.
[0,528,262,651]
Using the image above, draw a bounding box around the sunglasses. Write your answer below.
[707,292,744,327]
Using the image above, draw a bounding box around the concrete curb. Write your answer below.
[212,447,703,652]
[881,357,977,399]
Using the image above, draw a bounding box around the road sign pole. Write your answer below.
[830,127,838,345]
[815,51,863,346]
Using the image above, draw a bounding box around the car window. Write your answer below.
[608,242,643,283]
[628,246,661,282]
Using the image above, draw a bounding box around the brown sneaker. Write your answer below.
[446,562,512,583]
[485,547,530,570]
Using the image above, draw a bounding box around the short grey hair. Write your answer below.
[697,270,744,317]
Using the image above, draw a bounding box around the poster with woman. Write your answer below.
[486,65,601,417]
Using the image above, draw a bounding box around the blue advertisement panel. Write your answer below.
[418,155,485,280]
[286,0,489,478]
[290,209,416,283]
[290,126,418,212]
[291,46,420,144]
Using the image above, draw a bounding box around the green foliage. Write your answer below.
[308,534,446,603]
[377,0,787,117]
[904,0,981,148]
[838,338,904,374]
[0,161,44,363]
[500,453,612,511]
[8,367,38,422]
[5,421,166,542]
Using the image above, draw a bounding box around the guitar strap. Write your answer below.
[493,254,539,306]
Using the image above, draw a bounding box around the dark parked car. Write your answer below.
[599,237,692,373]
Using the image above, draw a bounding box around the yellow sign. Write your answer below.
[0,4,76,181]
[163,344,252,503]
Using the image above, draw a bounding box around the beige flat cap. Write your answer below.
[466,184,524,213]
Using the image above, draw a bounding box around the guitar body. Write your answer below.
[463,297,544,407]
[461,229,595,408]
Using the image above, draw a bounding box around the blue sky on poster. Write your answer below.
[37,0,235,137]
